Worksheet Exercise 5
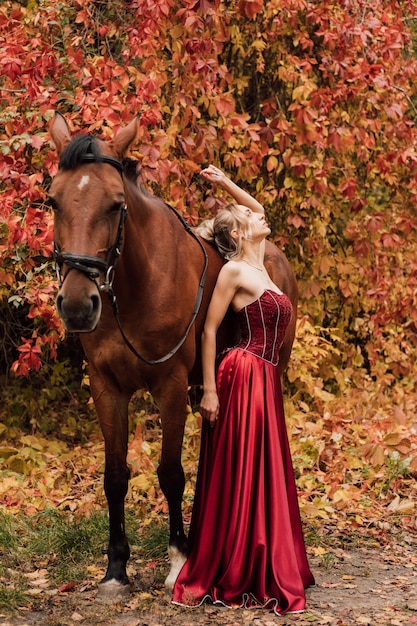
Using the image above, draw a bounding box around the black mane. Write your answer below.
[122,157,140,183]
[58,136,147,190]
[122,158,152,197]
[59,134,103,170]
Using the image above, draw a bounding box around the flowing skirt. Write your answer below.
[172,348,314,616]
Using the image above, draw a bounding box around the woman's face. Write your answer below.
[236,205,271,239]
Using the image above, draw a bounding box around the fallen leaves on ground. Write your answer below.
[0,390,416,624]
[1,534,417,625]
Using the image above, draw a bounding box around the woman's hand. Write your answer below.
[199,389,220,427]
[200,165,227,186]
[200,164,265,214]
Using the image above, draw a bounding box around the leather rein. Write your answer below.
[53,154,208,365]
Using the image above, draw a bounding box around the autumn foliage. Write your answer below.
[1,0,417,526]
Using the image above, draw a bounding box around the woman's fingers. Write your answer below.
[201,165,224,183]
[208,409,218,427]
[200,406,219,426]
[200,389,219,426]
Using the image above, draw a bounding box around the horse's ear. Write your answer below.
[112,115,140,159]
[49,112,71,156]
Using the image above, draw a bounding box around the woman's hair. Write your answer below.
[196,203,252,260]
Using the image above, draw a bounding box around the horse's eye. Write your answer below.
[110,202,125,214]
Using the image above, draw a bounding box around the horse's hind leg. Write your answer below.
[156,379,188,589]
[90,377,132,602]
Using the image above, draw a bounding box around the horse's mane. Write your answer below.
[122,157,153,197]
[59,134,102,170]
[122,157,141,183]
[58,137,151,197]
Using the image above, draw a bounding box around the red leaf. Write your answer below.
[31,135,44,150]
[59,582,77,593]
[238,0,263,19]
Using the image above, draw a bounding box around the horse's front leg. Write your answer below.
[155,377,189,589]
[91,376,131,602]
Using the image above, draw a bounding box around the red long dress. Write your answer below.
[172,289,314,616]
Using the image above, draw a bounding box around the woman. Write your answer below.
[172,165,314,616]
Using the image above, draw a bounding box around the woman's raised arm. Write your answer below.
[201,165,265,214]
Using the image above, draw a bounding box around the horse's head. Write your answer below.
[48,112,139,332]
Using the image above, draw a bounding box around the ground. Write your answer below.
[1,530,416,626]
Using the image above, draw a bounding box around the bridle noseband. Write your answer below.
[53,154,127,294]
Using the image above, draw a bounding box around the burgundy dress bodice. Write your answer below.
[235,289,293,365]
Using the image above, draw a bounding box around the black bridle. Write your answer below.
[54,154,127,291]
[53,153,208,365]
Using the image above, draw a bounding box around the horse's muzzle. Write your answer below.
[56,290,102,333]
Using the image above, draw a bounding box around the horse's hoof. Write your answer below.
[164,546,187,590]
[96,579,131,604]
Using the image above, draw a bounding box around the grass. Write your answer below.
[26,509,111,585]
[0,586,27,611]
[0,507,169,612]
[139,522,169,561]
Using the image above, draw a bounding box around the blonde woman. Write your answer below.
[173,165,314,616]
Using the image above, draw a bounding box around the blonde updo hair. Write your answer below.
[195,203,252,260]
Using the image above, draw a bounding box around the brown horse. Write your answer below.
[48,112,298,601]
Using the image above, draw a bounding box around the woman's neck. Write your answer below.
[239,239,265,267]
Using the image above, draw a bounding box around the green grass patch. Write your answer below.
[26,509,112,585]
[0,507,164,611]
[0,586,27,611]
[139,522,169,561]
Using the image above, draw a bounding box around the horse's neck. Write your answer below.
[119,186,185,288]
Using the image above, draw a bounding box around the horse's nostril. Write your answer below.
[91,294,100,314]
[56,294,63,313]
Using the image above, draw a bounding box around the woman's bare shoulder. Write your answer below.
[218,260,244,281]
[213,261,244,295]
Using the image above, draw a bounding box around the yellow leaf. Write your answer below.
[352,346,364,367]
[266,155,278,172]
[332,489,351,503]
[6,456,30,475]
[130,474,151,491]
[310,546,327,556]
[137,591,153,600]
[384,433,402,446]
[0,447,19,459]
